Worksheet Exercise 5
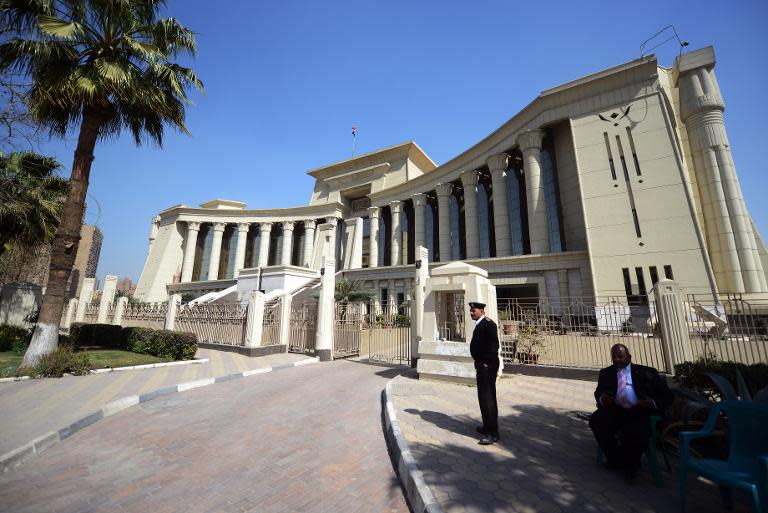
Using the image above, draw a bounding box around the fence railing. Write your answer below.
[120,302,167,330]
[82,302,99,324]
[176,302,247,346]
[496,295,665,370]
[289,302,317,354]
[366,301,411,365]
[684,293,768,365]
[261,299,282,346]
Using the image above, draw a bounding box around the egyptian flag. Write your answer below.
[352,126,356,137]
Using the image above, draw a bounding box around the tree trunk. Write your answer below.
[21,108,103,368]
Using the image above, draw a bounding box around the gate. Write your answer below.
[333,302,364,358]
[289,302,317,354]
[261,299,282,346]
[366,301,411,365]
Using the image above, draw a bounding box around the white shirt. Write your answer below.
[474,315,485,326]
[617,363,639,407]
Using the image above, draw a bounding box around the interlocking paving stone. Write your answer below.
[0,360,408,513]
[390,373,752,513]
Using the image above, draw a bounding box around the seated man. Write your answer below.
[589,343,673,483]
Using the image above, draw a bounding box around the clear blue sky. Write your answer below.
[33,0,768,285]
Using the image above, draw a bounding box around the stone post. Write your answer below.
[112,296,128,326]
[207,222,227,281]
[257,222,273,267]
[244,291,266,347]
[368,207,380,268]
[63,297,78,329]
[326,217,339,267]
[412,246,429,367]
[518,129,550,254]
[343,217,363,269]
[281,221,294,266]
[302,219,316,267]
[233,223,250,278]
[164,294,181,331]
[487,153,511,256]
[315,257,336,361]
[279,292,292,350]
[390,201,403,266]
[460,170,481,259]
[97,274,118,323]
[435,183,453,262]
[181,221,201,282]
[75,277,96,322]
[653,279,693,374]
[412,193,427,254]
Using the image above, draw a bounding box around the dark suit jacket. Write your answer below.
[594,363,673,414]
[470,317,500,366]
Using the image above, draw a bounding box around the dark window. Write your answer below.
[604,133,617,181]
[649,266,659,285]
[397,292,406,315]
[381,288,388,304]
[506,159,528,255]
[622,268,633,297]
[664,265,674,280]
[541,136,565,252]
[635,267,648,297]
[477,176,494,258]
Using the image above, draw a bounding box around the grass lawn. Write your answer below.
[80,349,172,368]
[0,352,23,376]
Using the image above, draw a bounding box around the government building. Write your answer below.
[135,46,768,308]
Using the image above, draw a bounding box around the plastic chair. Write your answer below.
[679,400,768,513]
[596,414,665,487]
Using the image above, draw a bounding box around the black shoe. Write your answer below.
[478,434,499,445]
[476,426,489,435]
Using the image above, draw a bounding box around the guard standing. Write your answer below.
[469,301,500,445]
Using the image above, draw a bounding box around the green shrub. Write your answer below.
[33,346,92,377]
[69,323,125,349]
[0,324,29,352]
[675,359,768,400]
[11,339,29,356]
[125,327,197,360]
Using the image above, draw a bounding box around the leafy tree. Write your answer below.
[0,151,67,256]
[334,279,375,304]
[1,0,203,366]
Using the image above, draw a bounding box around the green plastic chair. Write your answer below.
[596,414,665,487]
[679,400,768,513]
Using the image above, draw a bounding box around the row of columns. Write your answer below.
[367,128,551,267]
[179,219,321,283]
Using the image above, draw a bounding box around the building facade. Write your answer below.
[135,47,768,306]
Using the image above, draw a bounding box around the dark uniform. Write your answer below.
[469,309,500,438]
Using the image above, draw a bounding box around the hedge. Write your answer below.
[122,327,197,360]
[69,323,126,349]
[674,359,768,399]
[0,324,29,352]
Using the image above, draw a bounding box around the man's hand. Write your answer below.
[600,393,614,406]
[637,399,654,409]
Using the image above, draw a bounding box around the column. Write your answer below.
[302,219,316,267]
[315,257,336,361]
[244,291,266,347]
[233,223,250,278]
[487,153,511,256]
[257,222,272,267]
[180,221,201,282]
[281,221,294,266]
[207,222,226,281]
[412,193,427,254]
[390,201,403,266]
[97,274,118,323]
[435,183,453,262]
[326,217,339,264]
[518,129,550,254]
[460,170,480,259]
[368,207,380,267]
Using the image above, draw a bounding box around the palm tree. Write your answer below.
[1,0,203,366]
[335,279,375,304]
[0,151,67,257]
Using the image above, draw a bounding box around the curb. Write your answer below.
[0,356,320,473]
[0,358,209,384]
[383,380,443,513]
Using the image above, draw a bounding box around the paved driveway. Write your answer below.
[0,361,409,513]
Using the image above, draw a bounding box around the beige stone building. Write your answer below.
[135,47,768,306]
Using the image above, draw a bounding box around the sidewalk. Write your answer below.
[387,373,751,513]
[0,348,312,457]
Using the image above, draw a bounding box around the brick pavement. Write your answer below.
[389,373,751,513]
[0,348,310,456]
[0,360,409,513]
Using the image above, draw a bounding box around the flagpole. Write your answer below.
[352,126,356,157]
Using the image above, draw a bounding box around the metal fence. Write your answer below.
[289,302,317,354]
[176,302,247,346]
[684,293,768,364]
[333,302,364,358]
[366,301,411,365]
[496,295,665,370]
[82,302,99,324]
[261,299,282,346]
[120,302,167,330]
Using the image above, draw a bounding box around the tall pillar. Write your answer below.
[487,153,511,256]
[368,207,380,267]
[315,257,336,361]
[412,193,427,254]
[678,51,765,292]
[257,222,272,267]
[435,183,453,262]
[233,223,250,278]
[518,129,550,254]
[390,201,403,266]
[180,221,201,282]
[244,291,266,347]
[207,222,226,281]
[302,220,316,267]
[412,246,429,367]
[326,217,339,264]
[460,170,481,259]
[97,274,118,323]
[281,221,294,266]
[76,277,96,322]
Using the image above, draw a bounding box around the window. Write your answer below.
[622,268,633,297]
[506,162,527,255]
[541,140,565,252]
[664,265,674,280]
[626,127,642,176]
[635,267,648,298]
[649,266,659,285]
[397,292,406,315]
[604,132,617,181]
[477,179,493,258]
[381,287,388,304]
